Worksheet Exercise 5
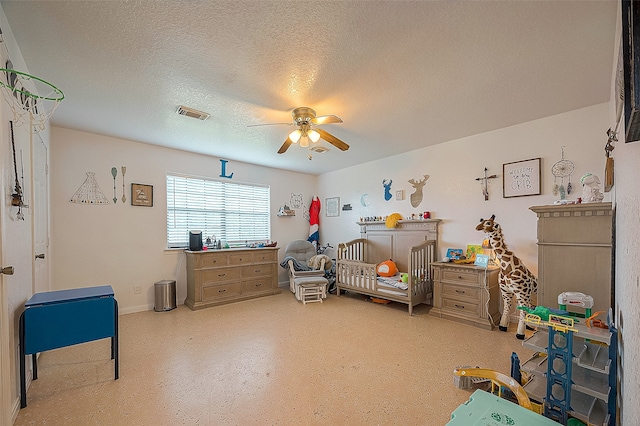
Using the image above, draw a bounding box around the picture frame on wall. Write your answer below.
[326,197,340,217]
[503,158,541,198]
[131,183,153,207]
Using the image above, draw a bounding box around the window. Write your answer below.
[166,173,270,248]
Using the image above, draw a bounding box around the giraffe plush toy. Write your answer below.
[476,215,538,339]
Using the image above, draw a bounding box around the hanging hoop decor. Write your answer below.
[551,146,575,199]
[0,68,64,131]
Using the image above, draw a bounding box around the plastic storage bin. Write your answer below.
[154,280,176,312]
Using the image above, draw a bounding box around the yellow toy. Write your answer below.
[385,213,403,228]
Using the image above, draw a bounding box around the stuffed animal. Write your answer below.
[376,259,398,277]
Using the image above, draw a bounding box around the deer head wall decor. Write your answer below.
[408,175,429,207]
[383,179,393,201]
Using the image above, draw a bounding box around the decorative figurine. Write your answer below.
[580,173,604,203]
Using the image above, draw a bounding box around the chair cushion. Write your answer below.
[284,240,317,262]
[295,276,328,286]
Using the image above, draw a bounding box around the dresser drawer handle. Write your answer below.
[254,269,262,273]
[255,283,262,287]
[455,289,466,294]
[458,276,463,279]
[454,304,465,309]
[218,289,227,293]
[218,273,226,277]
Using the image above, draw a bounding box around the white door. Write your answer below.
[1,147,12,426]
[33,135,49,294]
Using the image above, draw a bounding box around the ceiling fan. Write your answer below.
[249,107,350,154]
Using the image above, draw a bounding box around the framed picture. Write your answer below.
[131,183,153,207]
[445,248,463,260]
[474,254,490,268]
[326,197,340,217]
[466,244,484,261]
[503,158,541,198]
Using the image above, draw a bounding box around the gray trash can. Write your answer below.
[154,280,177,312]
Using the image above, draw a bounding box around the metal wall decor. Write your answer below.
[70,172,110,205]
[551,147,574,199]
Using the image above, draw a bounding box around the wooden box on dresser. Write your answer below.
[185,247,280,310]
[430,262,500,330]
[529,202,613,314]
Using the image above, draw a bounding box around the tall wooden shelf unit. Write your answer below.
[529,203,613,314]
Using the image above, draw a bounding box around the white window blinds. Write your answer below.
[166,173,271,248]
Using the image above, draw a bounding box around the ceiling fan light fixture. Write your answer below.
[300,135,310,147]
[289,129,302,143]
[308,129,320,143]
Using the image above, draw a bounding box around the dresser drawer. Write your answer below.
[229,252,252,265]
[242,264,274,279]
[253,250,277,263]
[242,278,272,294]
[202,282,241,300]
[442,282,481,301]
[441,269,481,286]
[201,267,240,283]
[200,252,228,268]
[442,297,479,317]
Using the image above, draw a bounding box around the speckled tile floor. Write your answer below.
[14,291,534,425]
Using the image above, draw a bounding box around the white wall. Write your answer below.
[50,127,317,313]
[318,103,610,274]
[611,3,640,424]
[613,120,640,426]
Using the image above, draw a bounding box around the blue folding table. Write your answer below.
[19,285,119,408]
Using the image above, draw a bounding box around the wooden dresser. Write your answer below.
[529,202,613,314]
[185,247,280,310]
[430,262,500,329]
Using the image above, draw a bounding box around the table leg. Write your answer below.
[32,353,38,380]
[19,312,26,408]
[113,299,119,380]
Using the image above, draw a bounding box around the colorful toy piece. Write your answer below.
[517,305,569,322]
[558,292,593,318]
[453,367,532,411]
[585,310,609,329]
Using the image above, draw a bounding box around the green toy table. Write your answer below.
[447,389,561,425]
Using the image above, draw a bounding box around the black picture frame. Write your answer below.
[502,158,542,198]
[622,0,640,142]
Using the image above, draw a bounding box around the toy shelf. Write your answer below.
[521,319,616,426]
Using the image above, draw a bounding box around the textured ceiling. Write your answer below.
[1,1,617,175]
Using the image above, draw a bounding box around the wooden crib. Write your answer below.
[336,238,436,315]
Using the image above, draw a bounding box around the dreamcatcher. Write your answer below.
[551,146,575,199]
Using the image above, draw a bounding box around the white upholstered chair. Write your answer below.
[283,240,328,304]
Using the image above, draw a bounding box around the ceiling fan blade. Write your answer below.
[311,115,343,125]
[247,122,293,127]
[277,137,294,154]
[316,128,349,151]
